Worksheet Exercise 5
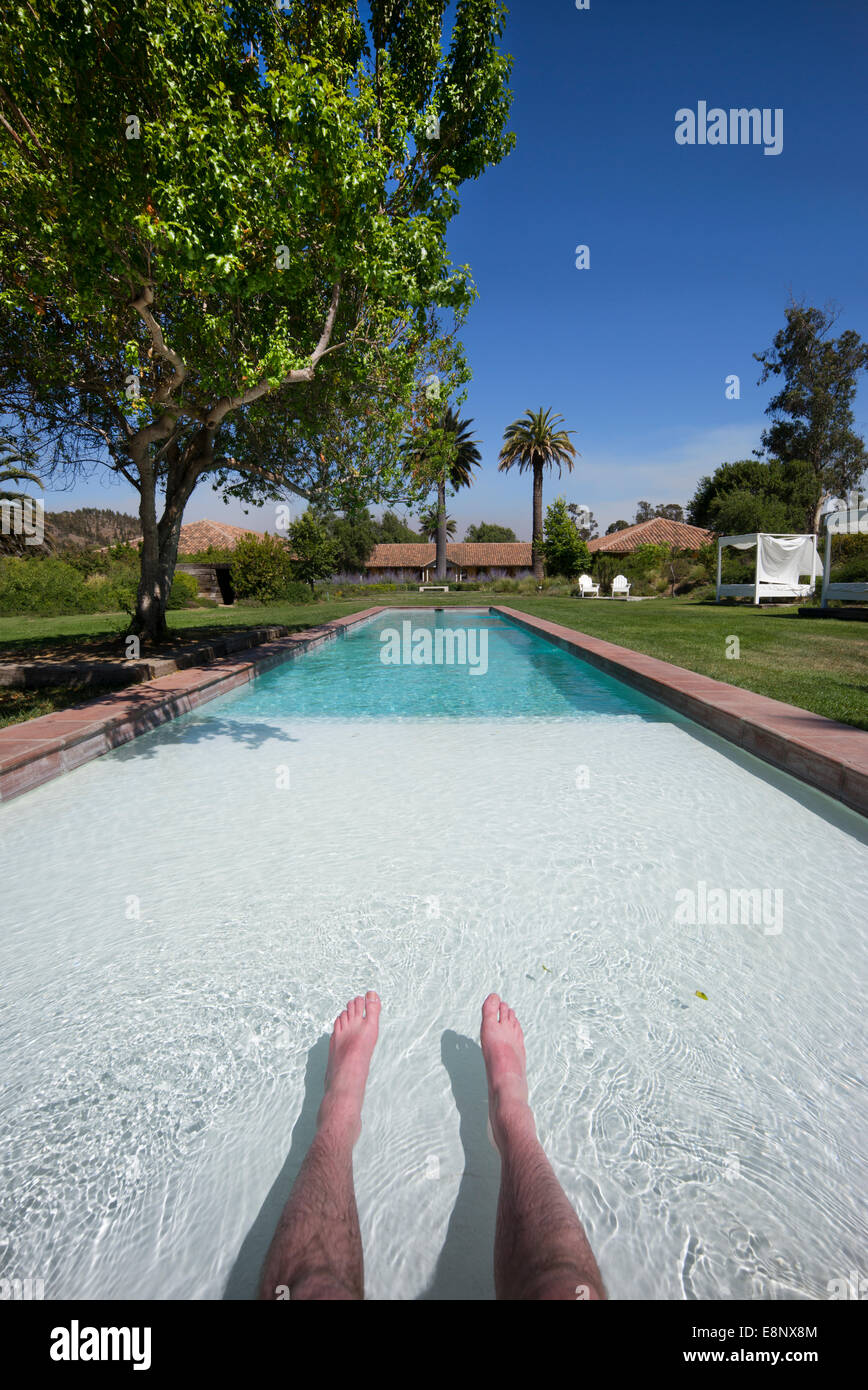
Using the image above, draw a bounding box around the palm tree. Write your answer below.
[0,432,44,554]
[402,405,481,579]
[419,506,456,541]
[499,408,578,580]
[0,434,42,498]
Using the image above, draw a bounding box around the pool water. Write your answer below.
[1,609,866,1300]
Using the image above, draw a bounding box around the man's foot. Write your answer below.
[481,994,536,1152]
[317,992,381,1145]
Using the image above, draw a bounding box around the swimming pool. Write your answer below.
[1,609,866,1299]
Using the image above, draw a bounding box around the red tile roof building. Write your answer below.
[588,518,713,553]
[176,520,267,554]
[126,520,268,553]
[362,542,534,579]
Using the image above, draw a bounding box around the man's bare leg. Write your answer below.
[258,991,381,1301]
[481,994,606,1301]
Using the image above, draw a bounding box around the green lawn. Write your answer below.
[0,600,367,653]
[1,594,866,730]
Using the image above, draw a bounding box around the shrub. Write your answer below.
[828,532,868,582]
[630,543,669,574]
[64,546,111,578]
[590,555,616,592]
[109,576,138,615]
[230,533,294,601]
[833,552,868,582]
[166,571,200,609]
[0,555,128,615]
[282,580,314,604]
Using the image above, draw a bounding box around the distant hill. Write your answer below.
[46,508,141,550]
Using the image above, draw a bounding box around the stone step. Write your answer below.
[0,625,290,689]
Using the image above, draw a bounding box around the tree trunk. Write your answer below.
[811,490,830,535]
[129,507,184,645]
[128,437,205,645]
[435,474,447,580]
[532,461,544,580]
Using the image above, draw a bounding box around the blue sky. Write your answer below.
[42,0,868,539]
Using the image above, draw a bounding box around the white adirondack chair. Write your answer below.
[577,574,600,598]
[612,574,631,599]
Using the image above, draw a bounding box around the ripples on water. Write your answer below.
[1,611,866,1299]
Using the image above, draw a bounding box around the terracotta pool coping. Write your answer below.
[493,606,868,818]
[0,608,383,804]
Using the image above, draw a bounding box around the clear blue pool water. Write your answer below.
[1,608,866,1300]
[235,608,671,719]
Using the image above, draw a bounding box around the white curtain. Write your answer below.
[756,535,819,585]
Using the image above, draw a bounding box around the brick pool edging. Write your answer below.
[0,608,385,804]
[493,606,868,818]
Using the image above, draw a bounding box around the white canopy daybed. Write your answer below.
[821,505,868,607]
[715,533,821,604]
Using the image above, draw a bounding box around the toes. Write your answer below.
[334,994,380,1034]
[482,993,501,1021]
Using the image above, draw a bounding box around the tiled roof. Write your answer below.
[127,520,268,553]
[588,518,713,553]
[177,520,266,553]
[366,542,533,568]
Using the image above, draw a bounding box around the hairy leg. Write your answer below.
[258,991,381,1301]
[481,994,606,1301]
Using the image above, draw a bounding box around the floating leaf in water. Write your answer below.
[695,991,708,1000]
[541,964,551,973]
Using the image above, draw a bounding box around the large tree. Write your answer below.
[499,407,577,580]
[567,502,598,541]
[634,500,684,524]
[320,507,378,574]
[464,521,516,541]
[755,300,868,531]
[377,510,424,543]
[687,457,817,533]
[0,0,514,640]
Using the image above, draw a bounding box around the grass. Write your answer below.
[0,682,125,728]
[1,593,866,730]
[0,599,364,654]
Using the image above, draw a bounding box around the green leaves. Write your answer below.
[0,0,513,632]
[542,497,591,580]
[755,300,868,510]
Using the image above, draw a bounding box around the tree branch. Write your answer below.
[205,280,343,428]
[0,110,28,156]
[0,84,50,162]
[129,283,189,405]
